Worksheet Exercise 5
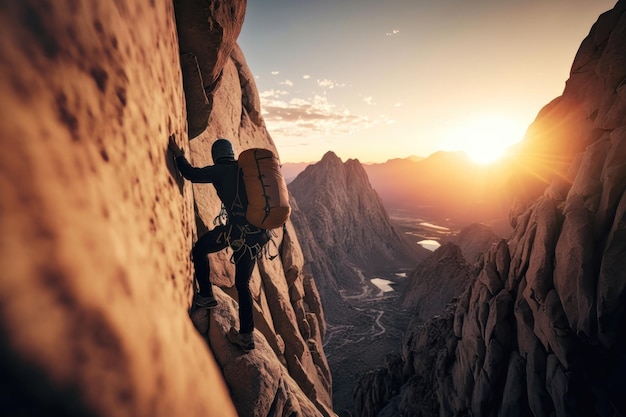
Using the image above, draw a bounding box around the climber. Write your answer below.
[168,135,269,352]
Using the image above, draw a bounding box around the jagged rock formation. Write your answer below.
[391,222,501,352]
[174,0,246,138]
[400,223,500,324]
[353,3,626,416]
[400,242,473,321]
[0,1,335,416]
[289,151,428,413]
[289,151,426,313]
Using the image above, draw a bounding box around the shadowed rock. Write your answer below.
[400,242,473,320]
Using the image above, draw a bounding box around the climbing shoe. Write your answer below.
[194,293,218,310]
[227,327,255,352]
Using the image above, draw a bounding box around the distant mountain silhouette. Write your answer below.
[281,161,310,183]
[285,151,515,236]
[282,155,425,183]
[363,151,514,234]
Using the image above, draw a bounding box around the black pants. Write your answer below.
[192,223,269,334]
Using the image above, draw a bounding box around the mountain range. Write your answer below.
[284,150,516,237]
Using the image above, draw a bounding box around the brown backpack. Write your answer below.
[238,148,291,229]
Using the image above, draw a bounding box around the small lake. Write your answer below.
[419,222,450,231]
[370,278,394,294]
[418,239,441,251]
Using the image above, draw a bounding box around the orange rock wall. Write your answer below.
[0,1,334,416]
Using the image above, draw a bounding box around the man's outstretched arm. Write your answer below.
[168,135,217,183]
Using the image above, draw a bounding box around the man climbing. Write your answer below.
[168,135,269,352]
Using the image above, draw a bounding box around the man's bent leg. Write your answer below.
[192,226,228,298]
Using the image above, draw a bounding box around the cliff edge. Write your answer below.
[0,1,334,416]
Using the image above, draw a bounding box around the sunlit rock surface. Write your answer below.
[354,3,626,416]
[0,1,335,416]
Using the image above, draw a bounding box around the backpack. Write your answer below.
[238,148,291,229]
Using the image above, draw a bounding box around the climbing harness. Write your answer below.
[213,204,228,227]
[208,161,284,264]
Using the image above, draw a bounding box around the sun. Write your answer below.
[466,146,505,165]
[441,114,526,165]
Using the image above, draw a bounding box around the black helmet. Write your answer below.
[211,138,235,162]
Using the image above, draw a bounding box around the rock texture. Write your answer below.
[353,3,626,416]
[174,0,247,138]
[0,1,334,416]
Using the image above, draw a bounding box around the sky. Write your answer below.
[238,0,616,164]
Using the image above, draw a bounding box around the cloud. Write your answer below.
[363,96,375,105]
[317,78,345,89]
[259,92,377,139]
[303,75,310,80]
[280,80,294,87]
[271,71,280,75]
[385,29,400,36]
[376,114,395,125]
[260,89,290,99]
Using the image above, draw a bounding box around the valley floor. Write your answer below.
[323,212,464,414]
[323,267,414,414]
[324,210,478,416]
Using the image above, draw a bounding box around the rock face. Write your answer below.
[0,1,334,416]
[289,151,426,315]
[354,3,626,416]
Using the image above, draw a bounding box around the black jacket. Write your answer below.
[175,156,249,223]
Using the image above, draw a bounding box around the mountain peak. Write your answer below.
[289,151,422,283]
[320,150,342,164]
